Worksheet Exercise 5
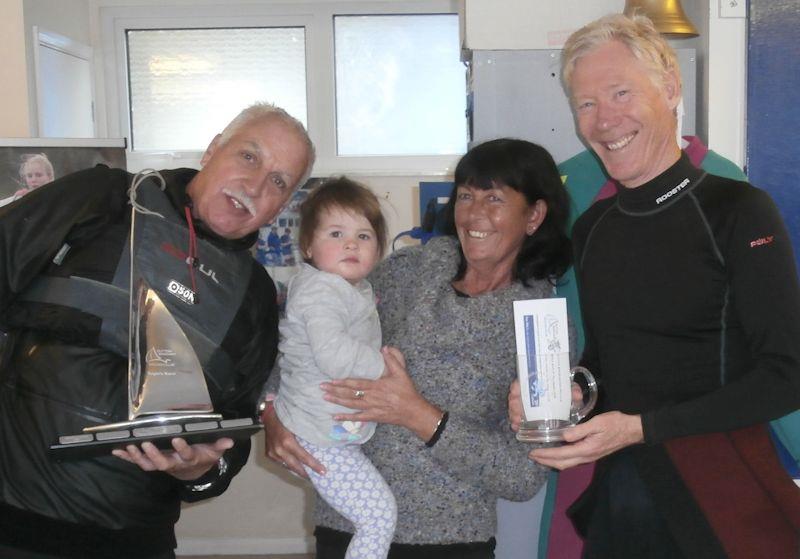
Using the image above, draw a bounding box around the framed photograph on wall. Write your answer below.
[256,177,323,312]
[0,138,127,207]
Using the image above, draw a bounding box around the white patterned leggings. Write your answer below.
[298,437,397,559]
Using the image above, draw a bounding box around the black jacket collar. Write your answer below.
[616,153,705,214]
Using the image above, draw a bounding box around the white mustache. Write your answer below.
[222,188,256,217]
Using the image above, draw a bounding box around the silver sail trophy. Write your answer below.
[49,171,259,460]
[127,281,216,419]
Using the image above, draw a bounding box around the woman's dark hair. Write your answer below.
[442,138,572,285]
[298,176,388,262]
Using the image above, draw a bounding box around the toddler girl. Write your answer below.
[274,177,396,559]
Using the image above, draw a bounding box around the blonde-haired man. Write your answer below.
[512,13,800,558]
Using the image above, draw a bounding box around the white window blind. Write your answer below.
[127,27,307,151]
[334,14,466,156]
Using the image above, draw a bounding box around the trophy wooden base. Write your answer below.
[49,417,261,461]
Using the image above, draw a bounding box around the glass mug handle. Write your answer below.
[569,366,598,424]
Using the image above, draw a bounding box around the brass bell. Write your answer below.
[624,0,699,38]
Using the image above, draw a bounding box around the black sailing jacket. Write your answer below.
[0,166,277,556]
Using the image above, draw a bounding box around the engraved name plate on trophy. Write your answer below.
[49,187,260,460]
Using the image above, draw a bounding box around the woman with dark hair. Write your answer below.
[444,137,572,284]
[262,138,572,558]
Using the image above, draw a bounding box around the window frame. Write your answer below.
[96,0,463,176]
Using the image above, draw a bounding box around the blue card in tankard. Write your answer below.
[513,298,596,443]
[513,298,571,421]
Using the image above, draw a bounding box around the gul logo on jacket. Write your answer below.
[160,242,220,284]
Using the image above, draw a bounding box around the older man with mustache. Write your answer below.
[0,103,314,559]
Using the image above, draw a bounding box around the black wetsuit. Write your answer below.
[571,154,800,556]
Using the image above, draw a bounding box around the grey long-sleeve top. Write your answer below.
[315,236,553,544]
[275,263,384,446]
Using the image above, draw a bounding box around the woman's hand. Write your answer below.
[321,346,443,442]
[262,403,325,479]
[528,411,644,470]
[508,379,523,432]
[112,437,232,481]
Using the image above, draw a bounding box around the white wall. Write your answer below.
[176,434,316,555]
[1,0,32,137]
[23,0,91,136]
[24,0,91,42]
[707,3,747,167]
[463,0,624,50]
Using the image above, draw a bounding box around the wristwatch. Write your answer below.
[257,393,277,421]
[188,456,228,492]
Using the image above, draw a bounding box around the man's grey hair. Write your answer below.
[561,13,681,96]
[219,102,316,188]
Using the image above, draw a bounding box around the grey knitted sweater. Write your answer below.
[315,236,553,544]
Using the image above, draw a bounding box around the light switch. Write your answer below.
[720,0,747,18]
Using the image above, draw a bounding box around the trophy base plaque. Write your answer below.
[516,419,573,443]
[49,417,261,461]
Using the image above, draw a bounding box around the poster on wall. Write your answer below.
[256,177,323,311]
[0,138,127,207]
